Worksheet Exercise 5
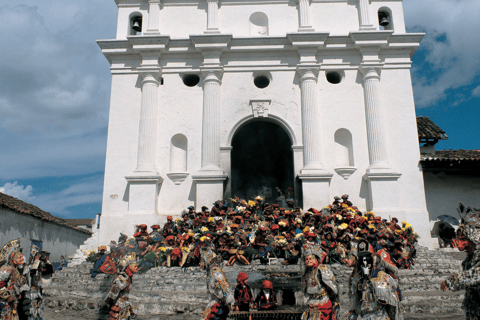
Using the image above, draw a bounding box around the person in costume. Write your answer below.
[0,239,23,320]
[346,240,402,320]
[254,280,277,311]
[199,240,234,320]
[234,272,253,311]
[103,253,138,320]
[18,249,54,320]
[441,203,480,320]
[301,245,337,320]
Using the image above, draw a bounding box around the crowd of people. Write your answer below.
[88,195,419,278]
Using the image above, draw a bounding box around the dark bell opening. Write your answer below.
[183,74,200,87]
[282,290,296,305]
[326,72,342,84]
[131,17,142,33]
[254,75,270,89]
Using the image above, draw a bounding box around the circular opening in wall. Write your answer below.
[254,75,270,89]
[326,71,343,84]
[182,74,200,87]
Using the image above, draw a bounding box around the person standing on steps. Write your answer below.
[442,203,480,320]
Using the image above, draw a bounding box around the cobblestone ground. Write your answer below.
[44,308,199,320]
[44,308,464,320]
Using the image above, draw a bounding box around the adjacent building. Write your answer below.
[0,192,92,262]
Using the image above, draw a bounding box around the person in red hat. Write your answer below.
[254,280,277,310]
[234,272,253,311]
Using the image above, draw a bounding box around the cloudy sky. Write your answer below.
[1,0,479,219]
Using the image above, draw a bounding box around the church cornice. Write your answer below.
[97,33,423,71]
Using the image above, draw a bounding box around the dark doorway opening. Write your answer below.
[231,121,294,203]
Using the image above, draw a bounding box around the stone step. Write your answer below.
[44,247,467,317]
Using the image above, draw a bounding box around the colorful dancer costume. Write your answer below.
[347,240,402,320]
[104,253,138,320]
[302,245,338,320]
[18,247,54,320]
[200,245,234,320]
[442,203,480,320]
[0,239,23,320]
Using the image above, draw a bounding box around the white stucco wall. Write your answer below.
[424,172,480,225]
[0,208,91,262]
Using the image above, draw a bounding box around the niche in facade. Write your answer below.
[249,12,269,36]
[334,129,356,179]
[182,74,200,87]
[378,7,394,31]
[167,134,189,185]
[129,13,143,35]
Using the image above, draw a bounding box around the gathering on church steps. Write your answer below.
[1,197,478,320]
[1,0,478,319]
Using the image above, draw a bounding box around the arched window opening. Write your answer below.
[129,13,143,36]
[334,129,354,167]
[249,12,269,36]
[170,134,188,172]
[378,7,394,31]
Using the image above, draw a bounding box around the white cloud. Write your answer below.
[404,0,480,107]
[2,181,34,202]
[473,85,480,97]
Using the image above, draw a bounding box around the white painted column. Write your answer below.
[361,67,390,170]
[297,0,314,32]
[297,68,332,209]
[146,0,161,34]
[135,72,160,172]
[205,0,220,34]
[358,0,375,30]
[200,69,222,172]
[298,68,323,172]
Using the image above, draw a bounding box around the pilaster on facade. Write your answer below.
[190,34,232,67]
[129,35,170,68]
[145,0,161,35]
[296,0,314,32]
[357,0,375,31]
[287,32,329,65]
[205,0,221,34]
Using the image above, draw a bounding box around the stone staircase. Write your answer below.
[43,247,466,319]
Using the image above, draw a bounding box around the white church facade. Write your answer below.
[98,0,433,247]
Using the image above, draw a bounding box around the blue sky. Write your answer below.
[1,0,479,219]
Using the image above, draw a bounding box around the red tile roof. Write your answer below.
[417,117,448,141]
[0,192,92,235]
[64,218,95,227]
[421,149,480,162]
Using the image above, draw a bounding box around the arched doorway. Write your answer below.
[231,121,294,203]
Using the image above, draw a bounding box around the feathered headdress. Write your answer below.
[0,239,21,267]
[118,253,137,271]
[302,244,327,264]
[457,203,480,244]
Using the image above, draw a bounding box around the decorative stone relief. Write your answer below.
[250,100,271,117]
